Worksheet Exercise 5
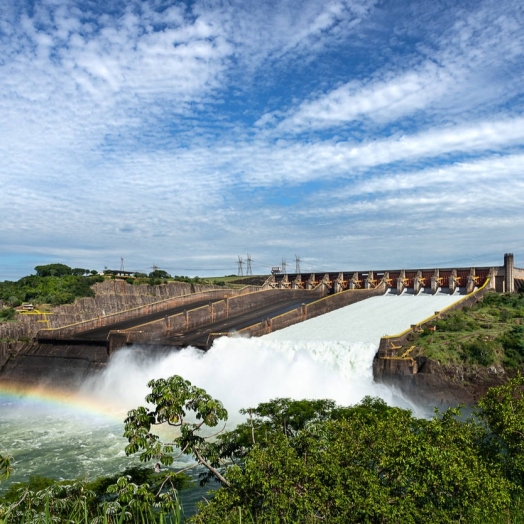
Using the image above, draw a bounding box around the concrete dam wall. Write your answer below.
[1,253,522,391]
[0,283,383,388]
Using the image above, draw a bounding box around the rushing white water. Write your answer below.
[0,290,465,498]
[82,290,464,419]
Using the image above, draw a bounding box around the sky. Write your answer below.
[1,0,523,280]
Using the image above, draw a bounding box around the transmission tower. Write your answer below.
[237,256,244,276]
[246,254,253,276]
[295,254,301,275]
[281,258,287,275]
[120,257,125,272]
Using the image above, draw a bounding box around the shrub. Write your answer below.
[436,311,477,332]
[499,309,512,322]
[0,308,16,322]
[461,338,498,366]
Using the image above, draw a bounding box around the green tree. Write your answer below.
[123,376,515,523]
[0,467,184,523]
[71,267,91,276]
[148,270,171,279]
[193,399,512,523]
[34,263,72,277]
[124,376,230,485]
[477,374,524,487]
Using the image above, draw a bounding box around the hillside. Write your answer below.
[412,292,524,369]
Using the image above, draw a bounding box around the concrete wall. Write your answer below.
[108,288,325,349]
[13,281,260,340]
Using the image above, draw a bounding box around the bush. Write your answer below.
[0,274,103,306]
[0,308,16,322]
[500,326,524,368]
[436,311,477,332]
[461,338,498,366]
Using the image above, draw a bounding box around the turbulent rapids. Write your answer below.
[0,291,464,493]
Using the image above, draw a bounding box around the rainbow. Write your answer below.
[0,382,126,423]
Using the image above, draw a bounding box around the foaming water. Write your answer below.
[0,392,135,482]
[1,291,465,495]
[83,291,465,420]
[83,338,389,424]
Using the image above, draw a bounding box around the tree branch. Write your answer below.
[193,448,231,487]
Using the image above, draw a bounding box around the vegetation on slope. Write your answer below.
[3,374,524,523]
[410,291,524,368]
[0,264,103,307]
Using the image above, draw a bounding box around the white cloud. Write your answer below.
[1,0,524,280]
[259,0,524,133]
[266,65,452,131]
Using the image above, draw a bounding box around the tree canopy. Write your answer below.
[0,265,103,307]
[122,374,524,523]
[3,375,524,522]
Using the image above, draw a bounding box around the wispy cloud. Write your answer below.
[0,0,523,279]
[257,0,524,134]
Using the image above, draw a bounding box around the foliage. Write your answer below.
[460,337,498,366]
[0,455,12,483]
[0,266,104,307]
[122,375,524,523]
[5,375,524,522]
[477,374,524,487]
[434,309,478,332]
[0,309,15,322]
[124,376,230,485]
[148,270,171,280]
[33,264,98,278]
[413,291,524,368]
[0,467,185,523]
[34,264,73,277]
[193,398,512,523]
[500,325,524,368]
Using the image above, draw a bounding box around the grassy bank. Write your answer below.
[409,292,524,368]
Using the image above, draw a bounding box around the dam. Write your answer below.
[0,253,522,495]
[0,253,522,389]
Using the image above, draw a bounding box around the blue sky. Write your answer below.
[1,0,523,280]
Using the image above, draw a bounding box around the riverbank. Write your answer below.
[374,289,524,406]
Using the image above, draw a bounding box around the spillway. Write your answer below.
[0,290,465,498]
